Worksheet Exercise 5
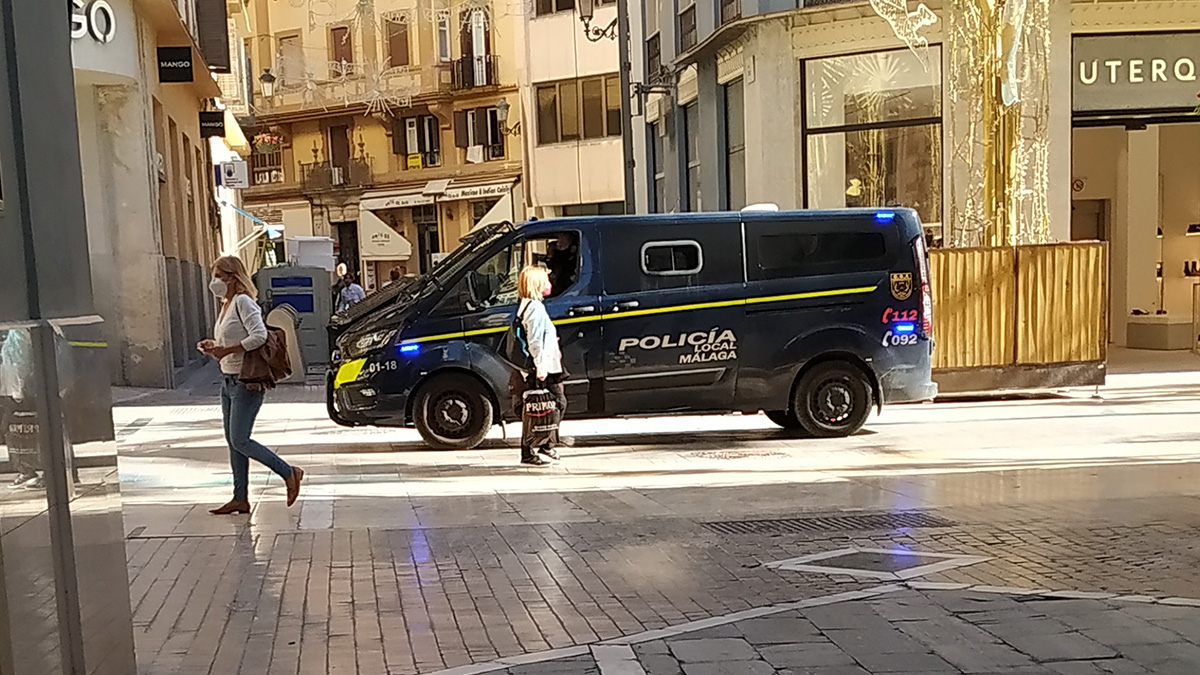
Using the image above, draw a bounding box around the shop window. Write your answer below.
[724,78,745,210]
[803,47,943,225]
[536,75,622,145]
[386,17,410,68]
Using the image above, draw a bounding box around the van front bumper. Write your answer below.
[326,364,410,427]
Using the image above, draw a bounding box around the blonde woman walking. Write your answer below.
[514,266,567,466]
[198,255,303,514]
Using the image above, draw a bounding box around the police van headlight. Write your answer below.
[349,329,396,357]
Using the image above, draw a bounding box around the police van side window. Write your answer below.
[751,230,887,281]
[642,241,702,276]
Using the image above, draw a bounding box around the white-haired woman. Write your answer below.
[198,255,303,514]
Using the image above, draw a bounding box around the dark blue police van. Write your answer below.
[327,208,937,449]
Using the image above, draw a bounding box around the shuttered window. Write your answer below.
[386,18,409,68]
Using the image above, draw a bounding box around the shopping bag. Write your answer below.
[521,388,560,449]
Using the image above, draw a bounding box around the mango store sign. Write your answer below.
[1073,33,1200,112]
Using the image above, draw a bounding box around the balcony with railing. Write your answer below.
[452,54,499,89]
[301,158,374,193]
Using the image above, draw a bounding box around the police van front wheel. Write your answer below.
[413,374,494,450]
[764,410,802,430]
[794,362,873,438]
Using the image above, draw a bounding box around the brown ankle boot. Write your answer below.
[285,467,304,507]
[209,500,251,515]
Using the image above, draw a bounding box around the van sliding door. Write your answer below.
[598,218,745,416]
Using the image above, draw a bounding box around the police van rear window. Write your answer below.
[755,231,886,280]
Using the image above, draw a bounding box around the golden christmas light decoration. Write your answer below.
[865,0,1052,247]
[945,0,1052,247]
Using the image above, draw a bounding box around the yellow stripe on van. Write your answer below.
[333,358,367,389]
[608,298,745,320]
[392,285,878,347]
[744,286,878,305]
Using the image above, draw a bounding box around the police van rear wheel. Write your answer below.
[794,362,872,438]
[413,374,494,450]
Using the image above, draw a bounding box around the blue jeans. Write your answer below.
[221,375,292,501]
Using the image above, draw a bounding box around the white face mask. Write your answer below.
[209,278,228,298]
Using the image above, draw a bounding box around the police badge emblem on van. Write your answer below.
[890,272,914,301]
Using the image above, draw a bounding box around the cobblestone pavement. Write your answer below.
[114,369,1200,674]
[484,585,1200,675]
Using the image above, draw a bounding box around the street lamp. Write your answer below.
[259,69,277,98]
[495,98,520,135]
[577,0,636,214]
[578,0,618,41]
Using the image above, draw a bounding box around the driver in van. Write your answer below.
[544,233,578,297]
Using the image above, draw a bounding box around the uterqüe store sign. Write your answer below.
[1074,33,1200,112]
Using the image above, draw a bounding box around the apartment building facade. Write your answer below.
[241,0,523,292]
[515,0,625,218]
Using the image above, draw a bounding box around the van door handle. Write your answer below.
[480,313,509,327]
[567,305,597,317]
[612,300,640,312]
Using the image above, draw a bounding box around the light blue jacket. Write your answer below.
[519,298,563,379]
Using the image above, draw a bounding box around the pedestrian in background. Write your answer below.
[514,266,567,466]
[332,262,350,309]
[199,255,303,515]
[339,273,366,310]
[385,268,402,287]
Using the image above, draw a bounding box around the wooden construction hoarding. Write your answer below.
[929,242,1107,393]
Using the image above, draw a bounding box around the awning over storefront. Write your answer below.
[223,109,250,156]
[360,177,518,212]
[359,209,413,261]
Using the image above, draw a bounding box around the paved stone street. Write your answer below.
[111,359,1200,674]
[485,585,1200,675]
